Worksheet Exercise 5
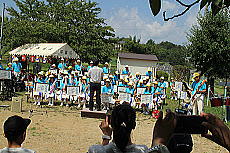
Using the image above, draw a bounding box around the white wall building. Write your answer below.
[117,52,159,76]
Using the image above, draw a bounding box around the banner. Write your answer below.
[136,87,146,95]
[117,86,126,93]
[174,82,183,91]
[67,86,80,96]
[141,94,153,104]
[118,92,131,101]
[35,83,49,93]
[101,93,113,103]
[0,70,11,79]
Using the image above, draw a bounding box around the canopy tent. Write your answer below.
[9,43,79,59]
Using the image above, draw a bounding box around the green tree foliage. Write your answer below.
[156,70,169,80]
[2,0,115,62]
[187,10,230,79]
[116,37,187,66]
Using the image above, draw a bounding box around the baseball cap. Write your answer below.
[4,115,31,137]
[192,73,200,79]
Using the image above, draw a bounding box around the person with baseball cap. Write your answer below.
[5,63,13,71]
[58,58,67,70]
[12,57,22,77]
[87,61,94,71]
[102,62,110,74]
[122,65,130,75]
[0,115,35,153]
[75,59,82,72]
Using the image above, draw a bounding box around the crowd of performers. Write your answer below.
[0,56,207,116]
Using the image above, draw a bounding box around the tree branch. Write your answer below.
[163,0,200,21]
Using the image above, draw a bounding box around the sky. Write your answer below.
[0,0,202,45]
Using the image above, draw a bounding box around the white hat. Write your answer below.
[90,61,93,64]
[115,71,119,74]
[105,79,110,82]
[148,67,151,71]
[160,76,164,80]
[13,57,19,62]
[61,58,64,61]
[125,65,129,68]
[79,74,83,77]
[82,76,87,80]
[128,82,134,86]
[109,75,113,78]
[52,64,56,67]
[153,81,158,85]
[146,83,151,87]
[38,72,43,75]
[77,59,81,63]
[136,72,140,75]
[49,75,54,78]
[64,71,68,75]
[105,62,109,65]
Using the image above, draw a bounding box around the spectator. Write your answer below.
[12,57,22,77]
[0,115,35,153]
[58,58,66,70]
[5,63,13,71]
[102,62,110,74]
[75,59,82,71]
[87,61,94,71]
[122,65,130,75]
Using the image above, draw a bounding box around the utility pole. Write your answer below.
[0,3,6,59]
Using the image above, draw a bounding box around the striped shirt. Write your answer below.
[88,66,103,83]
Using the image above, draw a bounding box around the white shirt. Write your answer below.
[0,147,35,153]
[88,66,103,83]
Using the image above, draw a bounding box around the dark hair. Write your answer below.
[93,60,99,66]
[111,104,136,152]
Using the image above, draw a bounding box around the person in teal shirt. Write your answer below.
[58,58,67,70]
[119,79,128,87]
[113,71,119,82]
[75,59,82,71]
[5,63,12,70]
[102,62,110,74]
[12,58,22,73]
[36,72,46,83]
[102,79,114,94]
[122,65,130,75]
[87,61,93,71]
[144,83,153,94]
[146,68,153,78]
[137,80,146,88]
[126,82,135,95]
[158,77,166,95]
[68,74,79,86]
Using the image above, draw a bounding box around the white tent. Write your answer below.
[9,43,79,59]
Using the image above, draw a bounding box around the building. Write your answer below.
[117,52,159,76]
[9,43,79,59]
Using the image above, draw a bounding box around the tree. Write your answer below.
[187,9,230,79]
[149,0,229,21]
[2,0,115,62]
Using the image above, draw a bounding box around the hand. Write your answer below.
[152,110,177,146]
[99,116,112,136]
[201,113,230,151]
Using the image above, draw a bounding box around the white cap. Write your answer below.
[13,57,19,62]
[90,61,93,64]
[109,75,113,78]
[105,79,110,82]
[77,60,81,63]
[160,76,164,80]
[105,62,109,65]
[52,64,56,67]
[38,72,43,75]
[82,76,87,80]
[61,58,64,61]
[125,65,129,68]
[49,75,54,78]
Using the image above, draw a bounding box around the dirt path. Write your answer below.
[0,101,228,153]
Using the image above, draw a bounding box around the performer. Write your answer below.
[158,77,167,101]
[113,71,119,83]
[102,62,110,74]
[48,75,57,106]
[75,59,82,71]
[87,61,93,71]
[58,58,66,70]
[122,65,130,75]
[88,60,103,111]
[137,79,146,87]
[5,63,13,71]
[102,79,114,94]
[190,73,207,115]
[146,68,153,78]
[12,57,22,77]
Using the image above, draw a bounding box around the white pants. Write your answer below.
[192,94,204,115]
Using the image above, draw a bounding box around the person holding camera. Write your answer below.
[88,105,230,153]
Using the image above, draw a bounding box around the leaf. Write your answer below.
[211,1,222,16]
[149,0,161,16]
[200,0,210,10]
[224,0,230,7]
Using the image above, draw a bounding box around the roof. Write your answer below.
[118,52,158,61]
[9,43,79,59]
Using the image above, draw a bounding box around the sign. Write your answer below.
[179,91,187,100]
[101,93,113,103]
[103,74,109,79]
[49,69,58,75]
[141,94,153,104]
[0,70,11,79]
[117,86,126,93]
[120,74,128,80]
[118,92,131,101]
[67,86,80,96]
[35,83,49,93]
[136,87,146,95]
[175,82,183,91]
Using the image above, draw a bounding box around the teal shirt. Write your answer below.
[102,85,113,94]
[6,67,12,71]
[58,63,66,70]
[102,67,109,74]
[75,64,82,71]
[191,80,206,95]
[158,82,166,94]
[12,62,22,72]
[126,87,135,95]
